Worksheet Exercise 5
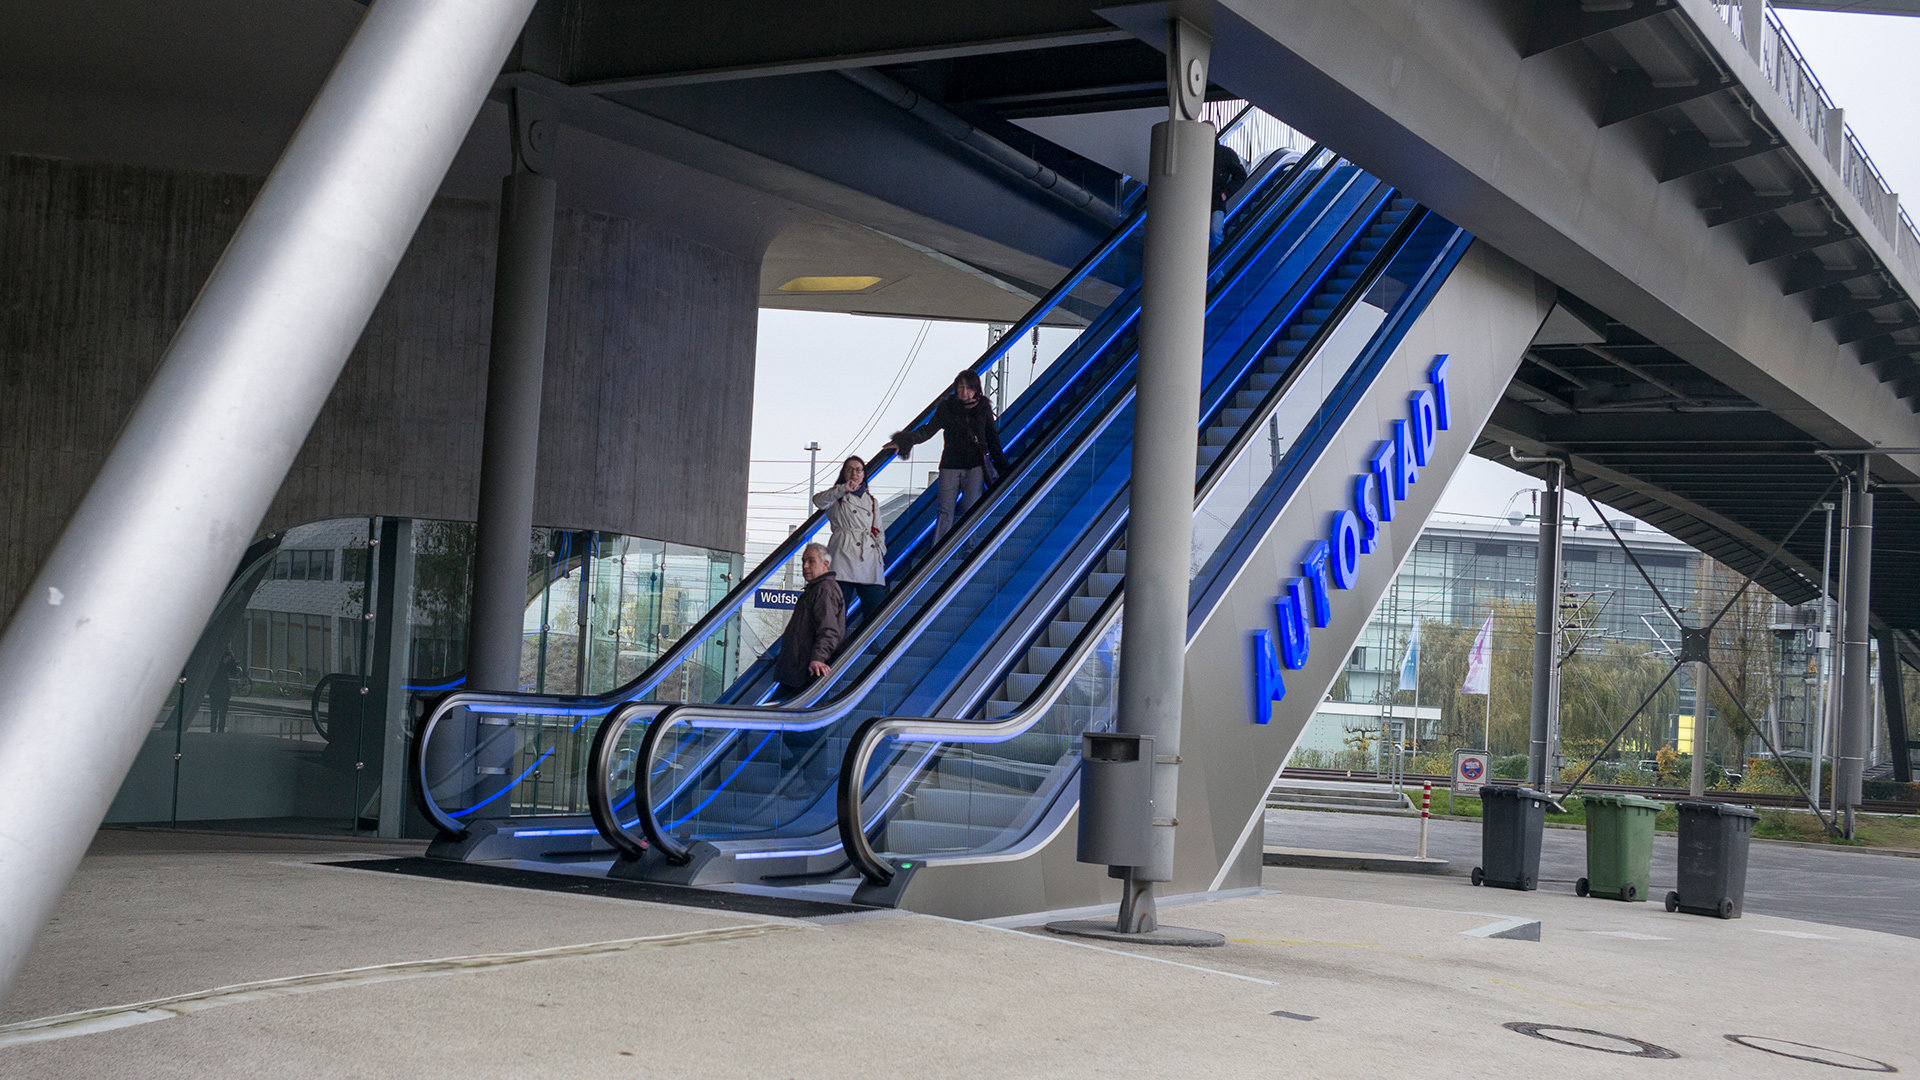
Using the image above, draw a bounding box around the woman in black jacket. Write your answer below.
[883,370,1011,542]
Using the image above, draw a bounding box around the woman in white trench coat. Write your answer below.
[812,455,888,633]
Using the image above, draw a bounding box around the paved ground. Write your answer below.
[1264,807,1920,937]
[0,827,1913,1078]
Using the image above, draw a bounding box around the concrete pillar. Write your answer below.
[0,0,539,1006]
[1528,478,1562,791]
[466,170,556,693]
[1838,462,1874,831]
[1110,21,1213,935]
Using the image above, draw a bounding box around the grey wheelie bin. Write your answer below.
[1666,800,1760,918]
[1472,785,1550,891]
[1576,792,1662,902]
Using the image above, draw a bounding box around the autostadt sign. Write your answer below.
[1250,354,1452,725]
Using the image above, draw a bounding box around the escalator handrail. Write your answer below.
[596,147,1347,860]
[837,203,1444,885]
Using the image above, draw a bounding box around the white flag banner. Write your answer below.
[1397,623,1421,692]
[1461,615,1494,695]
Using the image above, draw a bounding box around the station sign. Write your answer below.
[1453,749,1490,797]
[754,587,801,610]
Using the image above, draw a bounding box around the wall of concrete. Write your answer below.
[0,151,761,618]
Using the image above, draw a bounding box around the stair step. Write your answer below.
[1084,572,1123,597]
[1025,645,1065,672]
[1003,672,1044,699]
[1046,621,1085,648]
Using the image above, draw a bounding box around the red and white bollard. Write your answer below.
[1418,781,1431,859]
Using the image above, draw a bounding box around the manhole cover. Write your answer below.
[1726,1035,1896,1072]
[1503,1022,1680,1059]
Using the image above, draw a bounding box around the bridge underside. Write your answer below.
[7,0,1919,630]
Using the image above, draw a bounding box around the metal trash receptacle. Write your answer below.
[1667,800,1760,919]
[1077,732,1155,868]
[1576,792,1662,902]
[1473,785,1550,891]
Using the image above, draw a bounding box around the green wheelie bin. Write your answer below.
[1575,792,1662,902]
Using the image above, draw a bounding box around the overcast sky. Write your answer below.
[747,11,1920,557]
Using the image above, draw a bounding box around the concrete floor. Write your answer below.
[1,827,1913,1078]
[1265,806,1920,937]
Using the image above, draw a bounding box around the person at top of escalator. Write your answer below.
[1212,141,1248,244]
[812,455,888,633]
[774,543,844,698]
[882,369,1010,544]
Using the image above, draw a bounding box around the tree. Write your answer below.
[1697,558,1778,774]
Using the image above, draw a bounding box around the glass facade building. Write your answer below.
[107,517,739,836]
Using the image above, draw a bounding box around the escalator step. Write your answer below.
[1004,672,1044,699]
[1046,621,1085,648]
[1026,645,1066,672]
[1085,572,1123,596]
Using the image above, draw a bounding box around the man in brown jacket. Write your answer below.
[775,543,843,696]
[776,543,843,776]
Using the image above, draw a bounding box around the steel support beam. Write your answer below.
[1601,69,1733,127]
[1878,627,1912,784]
[0,0,537,1006]
[1703,182,1819,228]
[1525,0,1675,57]
[1106,20,1211,935]
[1745,221,1851,264]
[1837,461,1874,831]
[1528,465,1565,791]
[371,517,418,839]
[1660,131,1779,183]
[1783,258,1882,296]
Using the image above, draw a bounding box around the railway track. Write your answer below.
[1279,766,1917,815]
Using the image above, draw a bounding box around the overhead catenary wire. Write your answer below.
[754,320,933,497]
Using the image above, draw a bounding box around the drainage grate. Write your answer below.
[1503,1022,1680,1059]
[1726,1035,1897,1072]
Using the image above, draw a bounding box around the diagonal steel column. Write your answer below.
[0,0,537,1005]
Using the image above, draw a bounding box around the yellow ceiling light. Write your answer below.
[778,275,883,293]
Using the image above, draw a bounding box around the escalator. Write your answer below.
[411,137,1339,861]
[832,229,1557,919]
[582,159,1441,892]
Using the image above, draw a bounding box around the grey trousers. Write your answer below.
[935,466,985,541]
